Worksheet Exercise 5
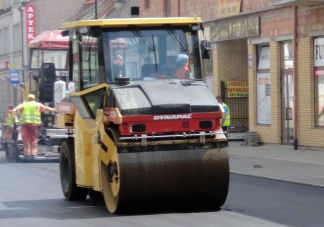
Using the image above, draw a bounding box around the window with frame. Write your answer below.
[314,37,324,127]
[71,31,81,92]
[256,45,271,125]
[102,27,202,82]
[13,24,21,52]
[81,34,103,90]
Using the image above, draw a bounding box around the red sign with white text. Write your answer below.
[0,61,9,70]
[26,5,36,44]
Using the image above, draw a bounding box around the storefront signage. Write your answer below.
[26,5,36,44]
[9,69,20,84]
[0,61,9,70]
[211,16,259,42]
[315,69,324,77]
[314,37,324,67]
[226,81,248,97]
[216,0,241,18]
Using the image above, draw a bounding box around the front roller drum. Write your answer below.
[101,147,229,213]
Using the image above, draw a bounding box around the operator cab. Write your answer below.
[62,18,218,121]
[64,18,209,92]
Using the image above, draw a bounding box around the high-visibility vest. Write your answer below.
[20,101,42,125]
[222,102,230,126]
[5,113,14,127]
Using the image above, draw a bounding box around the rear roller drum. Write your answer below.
[101,128,121,213]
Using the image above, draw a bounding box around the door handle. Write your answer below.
[286,108,292,120]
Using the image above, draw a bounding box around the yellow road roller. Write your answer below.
[52,17,229,214]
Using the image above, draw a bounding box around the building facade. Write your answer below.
[140,0,324,148]
[66,0,140,22]
[0,0,84,121]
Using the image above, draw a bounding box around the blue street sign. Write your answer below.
[10,69,20,84]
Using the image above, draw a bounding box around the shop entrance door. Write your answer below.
[281,42,295,145]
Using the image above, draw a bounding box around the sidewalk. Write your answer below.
[228,141,324,187]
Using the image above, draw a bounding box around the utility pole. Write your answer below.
[95,0,98,19]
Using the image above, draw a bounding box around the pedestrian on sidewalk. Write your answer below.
[216,95,231,136]
[13,94,56,159]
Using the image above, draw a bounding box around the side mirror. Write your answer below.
[201,40,211,59]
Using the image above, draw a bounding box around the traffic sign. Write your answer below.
[10,69,20,84]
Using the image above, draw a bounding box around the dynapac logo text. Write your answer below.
[153,114,192,120]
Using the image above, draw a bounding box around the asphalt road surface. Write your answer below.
[0,156,323,227]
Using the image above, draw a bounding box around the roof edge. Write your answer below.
[62,17,203,29]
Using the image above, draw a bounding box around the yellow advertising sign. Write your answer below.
[227,81,248,98]
[216,0,241,18]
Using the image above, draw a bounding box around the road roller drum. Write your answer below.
[101,147,229,213]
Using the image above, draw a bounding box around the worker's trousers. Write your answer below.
[21,123,39,156]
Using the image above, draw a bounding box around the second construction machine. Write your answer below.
[52,17,229,214]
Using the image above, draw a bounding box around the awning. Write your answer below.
[273,0,324,7]
[28,30,69,50]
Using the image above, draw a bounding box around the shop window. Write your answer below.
[256,45,271,125]
[314,37,324,127]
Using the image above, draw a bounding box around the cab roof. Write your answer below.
[62,17,202,29]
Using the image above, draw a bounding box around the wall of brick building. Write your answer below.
[140,1,324,42]
[297,38,324,147]
[249,6,324,41]
[241,0,274,12]
[298,6,324,38]
[33,0,85,32]
[247,42,281,144]
[139,0,277,19]
[139,0,165,17]
[140,0,218,20]
[213,39,248,94]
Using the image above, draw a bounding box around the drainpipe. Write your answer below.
[95,0,98,19]
[19,4,26,105]
[293,6,299,150]
[177,0,181,16]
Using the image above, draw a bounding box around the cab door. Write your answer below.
[68,84,108,187]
